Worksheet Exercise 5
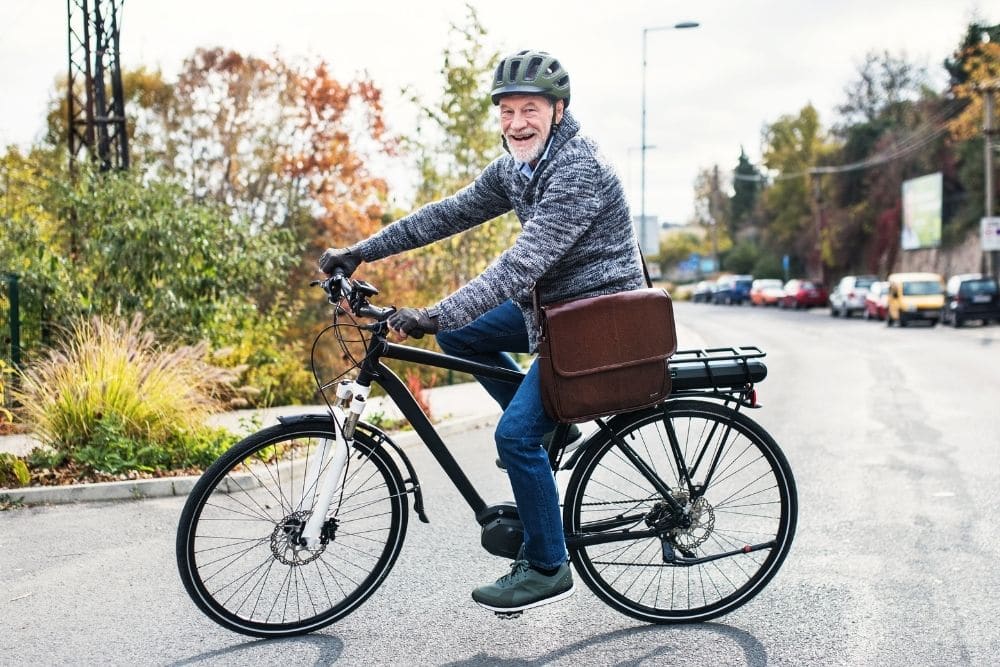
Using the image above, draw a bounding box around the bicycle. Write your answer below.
[176,273,798,637]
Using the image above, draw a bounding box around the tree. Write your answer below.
[405,4,517,297]
[730,147,762,232]
[759,105,835,278]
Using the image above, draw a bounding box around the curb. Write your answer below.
[1,412,499,507]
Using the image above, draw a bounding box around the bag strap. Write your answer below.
[533,243,653,318]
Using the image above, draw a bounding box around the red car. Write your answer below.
[863,280,889,320]
[779,279,828,309]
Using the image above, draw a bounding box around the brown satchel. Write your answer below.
[536,286,677,423]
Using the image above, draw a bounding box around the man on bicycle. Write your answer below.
[319,49,646,614]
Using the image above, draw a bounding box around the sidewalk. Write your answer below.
[0,381,501,505]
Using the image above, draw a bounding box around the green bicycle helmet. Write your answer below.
[491,50,570,108]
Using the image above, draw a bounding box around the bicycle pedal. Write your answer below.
[494,610,522,620]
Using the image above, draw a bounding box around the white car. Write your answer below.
[830,275,878,318]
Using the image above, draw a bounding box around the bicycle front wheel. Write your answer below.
[176,419,408,637]
[564,400,796,623]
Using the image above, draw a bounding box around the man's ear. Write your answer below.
[554,99,565,124]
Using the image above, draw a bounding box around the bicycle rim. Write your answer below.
[565,400,797,623]
[176,420,408,637]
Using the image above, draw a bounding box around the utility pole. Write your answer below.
[67,0,130,176]
[983,80,998,279]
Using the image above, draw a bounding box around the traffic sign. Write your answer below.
[983,217,1000,252]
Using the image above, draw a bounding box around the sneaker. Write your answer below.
[471,560,575,612]
[495,424,585,470]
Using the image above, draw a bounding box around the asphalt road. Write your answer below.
[2,301,999,665]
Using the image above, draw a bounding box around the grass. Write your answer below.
[14,315,238,476]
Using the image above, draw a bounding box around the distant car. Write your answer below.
[862,281,890,320]
[779,279,828,309]
[712,274,754,305]
[886,272,944,327]
[749,279,785,306]
[941,273,1000,327]
[829,274,879,318]
[691,281,716,303]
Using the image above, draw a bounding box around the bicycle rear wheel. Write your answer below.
[176,419,408,637]
[564,400,796,623]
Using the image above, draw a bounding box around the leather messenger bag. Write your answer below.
[536,287,677,423]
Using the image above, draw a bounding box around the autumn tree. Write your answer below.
[405,4,516,297]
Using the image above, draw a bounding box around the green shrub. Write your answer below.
[206,300,315,408]
[0,453,30,488]
[15,314,237,474]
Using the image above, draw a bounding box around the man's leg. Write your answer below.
[435,300,528,408]
[471,360,574,611]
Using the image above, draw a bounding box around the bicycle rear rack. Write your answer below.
[668,346,767,401]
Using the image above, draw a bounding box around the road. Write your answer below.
[2,301,999,665]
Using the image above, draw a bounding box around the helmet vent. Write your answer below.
[525,57,543,81]
[556,75,569,88]
[509,60,521,81]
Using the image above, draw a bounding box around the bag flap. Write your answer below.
[541,288,677,377]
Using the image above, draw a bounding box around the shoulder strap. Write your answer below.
[533,243,652,317]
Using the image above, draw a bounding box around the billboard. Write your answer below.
[901,172,942,250]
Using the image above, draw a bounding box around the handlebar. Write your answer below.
[312,272,395,323]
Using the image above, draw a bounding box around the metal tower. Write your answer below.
[66,0,129,173]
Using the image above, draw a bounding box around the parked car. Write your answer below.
[779,279,828,309]
[862,280,890,320]
[829,274,879,318]
[691,280,716,303]
[941,273,1000,327]
[886,272,944,327]
[750,279,785,306]
[712,274,754,305]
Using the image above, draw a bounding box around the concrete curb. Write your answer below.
[1,412,499,506]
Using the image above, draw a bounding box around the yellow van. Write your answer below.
[886,272,944,327]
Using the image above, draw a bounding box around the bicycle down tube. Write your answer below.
[366,340,525,517]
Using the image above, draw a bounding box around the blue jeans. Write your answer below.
[436,300,567,570]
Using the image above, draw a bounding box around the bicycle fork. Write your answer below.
[299,380,371,549]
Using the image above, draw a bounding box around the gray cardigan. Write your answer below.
[352,110,645,350]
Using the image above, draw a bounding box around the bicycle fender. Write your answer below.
[276,414,429,523]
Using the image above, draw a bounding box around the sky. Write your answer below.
[0,1,993,225]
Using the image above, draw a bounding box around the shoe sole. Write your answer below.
[473,582,576,613]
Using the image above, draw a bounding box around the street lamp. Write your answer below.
[640,20,699,234]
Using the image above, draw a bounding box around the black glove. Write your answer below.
[387,307,440,339]
[318,247,362,277]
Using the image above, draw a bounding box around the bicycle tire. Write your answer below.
[564,399,796,623]
[176,418,408,637]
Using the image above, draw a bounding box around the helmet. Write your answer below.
[491,50,570,108]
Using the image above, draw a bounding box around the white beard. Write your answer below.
[507,132,547,164]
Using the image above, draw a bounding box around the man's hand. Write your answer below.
[387,307,440,340]
[318,248,362,277]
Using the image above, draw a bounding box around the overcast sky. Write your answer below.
[1,1,992,224]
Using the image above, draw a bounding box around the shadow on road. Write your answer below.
[439,622,767,666]
[167,634,344,666]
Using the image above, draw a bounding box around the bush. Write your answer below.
[206,300,316,407]
[14,315,237,475]
[0,453,30,488]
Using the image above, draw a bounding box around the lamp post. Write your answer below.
[640,20,699,236]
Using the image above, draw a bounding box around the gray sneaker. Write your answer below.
[471,560,575,612]
[495,424,584,470]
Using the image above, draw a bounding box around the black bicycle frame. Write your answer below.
[358,339,524,516]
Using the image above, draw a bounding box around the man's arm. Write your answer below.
[434,152,602,330]
[351,159,512,262]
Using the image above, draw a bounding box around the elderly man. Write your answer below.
[319,49,645,614]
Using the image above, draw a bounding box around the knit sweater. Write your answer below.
[352,110,645,350]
